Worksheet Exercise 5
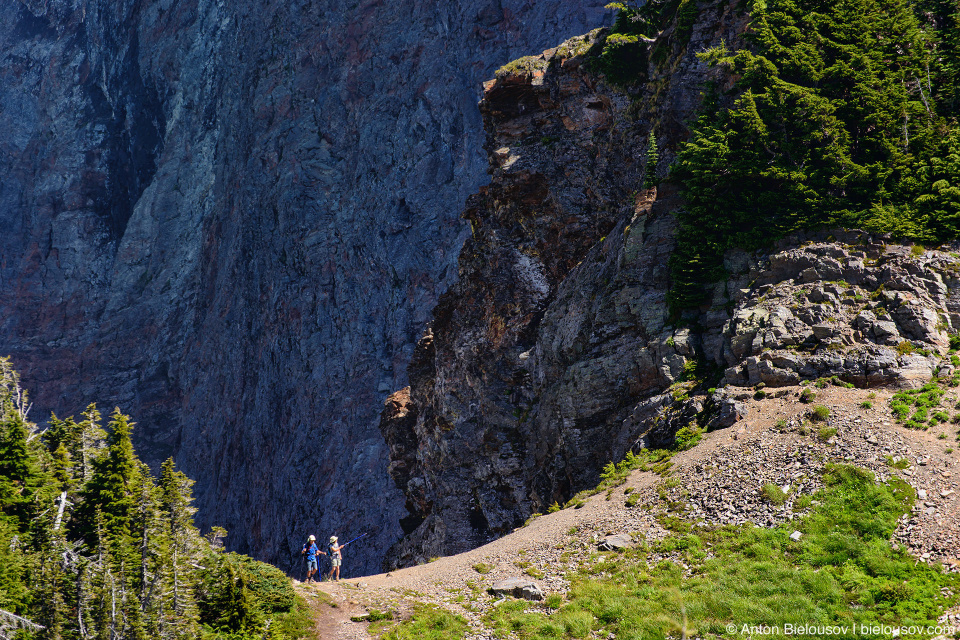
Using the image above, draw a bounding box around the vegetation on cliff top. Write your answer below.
[649,0,960,311]
[0,358,313,640]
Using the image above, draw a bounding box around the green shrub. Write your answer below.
[762,483,787,505]
[896,341,916,357]
[472,563,493,575]
[891,402,911,421]
[810,405,830,422]
[592,33,646,86]
[234,555,297,613]
[818,426,838,441]
[860,401,873,409]
[800,388,816,403]
[673,425,703,451]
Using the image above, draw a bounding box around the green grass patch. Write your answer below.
[890,382,945,426]
[817,426,838,442]
[810,405,830,422]
[382,604,469,640]
[566,448,675,508]
[884,455,910,470]
[472,562,493,575]
[485,465,958,640]
[762,483,787,506]
[351,609,393,623]
[673,425,703,451]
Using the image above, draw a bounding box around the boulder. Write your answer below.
[713,397,747,428]
[598,533,633,551]
[872,320,901,343]
[490,577,544,601]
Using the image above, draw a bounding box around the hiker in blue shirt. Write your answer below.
[300,534,323,583]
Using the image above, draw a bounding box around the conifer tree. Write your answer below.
[157,458,200,640]
[77,405,106,488]
[216,562,261,634]
[0,362,55,537]
[668,0,960,310]
[46,414,81,496]
[644,133,659,189]
[0,360,309,640]
[0,517,29,616]
[74,409,141,549]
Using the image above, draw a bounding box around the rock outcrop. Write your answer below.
[380,6,960,566]
[0,0,610,573]
[380,2,752,566]
[717,233,958,389]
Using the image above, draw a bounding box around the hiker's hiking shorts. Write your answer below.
[307,558,318,571]
[331,556,341,567]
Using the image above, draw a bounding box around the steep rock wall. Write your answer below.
[379,2,960,566]
[0,0,609,573]
[380,0,750,565]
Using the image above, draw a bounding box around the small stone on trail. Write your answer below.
[790,531,803,541]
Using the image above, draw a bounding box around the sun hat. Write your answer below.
[308,535,316,541]
[330,536,338,542]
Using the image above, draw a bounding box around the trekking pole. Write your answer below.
[341,532,368,547]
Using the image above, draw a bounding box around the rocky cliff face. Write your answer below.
[379,3,960,566]
[0,0,610,573]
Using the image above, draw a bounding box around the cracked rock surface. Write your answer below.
[0,0,609,573]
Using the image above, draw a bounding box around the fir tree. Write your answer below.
[644,133,659,189]
[157,459,200,640]
[668,0,960,311]
[74,409,141,548]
